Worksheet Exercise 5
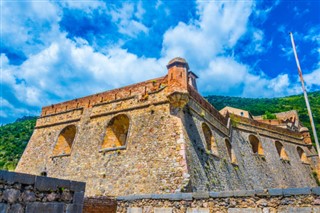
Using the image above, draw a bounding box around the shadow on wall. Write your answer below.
[178,106,243,192]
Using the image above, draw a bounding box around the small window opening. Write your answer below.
[249,135,264,155]
[53,125,76,156]
[225,139,237,164]
[297,147,310,164]
[275,141,289,160]
[101,114,130,149]
[202,123,218,156]
[240,112,244,116]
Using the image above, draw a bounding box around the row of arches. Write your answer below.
[52,114,130,156]
[249,134,310,164]
[201,122,310,165]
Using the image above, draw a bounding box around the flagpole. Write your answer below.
[290,32,320,159]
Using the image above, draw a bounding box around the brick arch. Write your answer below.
[225,138,237,164]
[53,125,77,156]
[248,134,264,155]
[201,123,218,156]
[275,141,289,160]
[297,146,310,164]
[101,114,130,149]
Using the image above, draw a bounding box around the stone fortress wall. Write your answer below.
[16,57,319,198]
[0,170,85,213]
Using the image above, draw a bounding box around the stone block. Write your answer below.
[209,191,233,198]
[13,172,35,185]
[228,208,262,213]
[66,204,83,213]
[143,206,153,213]
[0,203,8,213]
[268,188,283,196]
[70,181,85,192]
[0,170,14,184]
[233,190,255,197]
[181,193,193,200]
[186,208,210,213]
[312,187,320,195]
[118,195,138,201]
[127,207,142,213]
[150,194,162,199]
[35,176,58,191]
[313,207,320,213]
[283,187,311,196]
[73,192,85,205]
[154,207,172,213]
[278,207,312,213]
[192,191,209,199]
[3,189,21,203]
[8,203,23,213]
[134,194,152,200]
[26,202,65,213]
[255,189,268,197]
[157,194,174,200]
[162,193,192,201]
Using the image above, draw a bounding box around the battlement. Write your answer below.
[41,76,168,117]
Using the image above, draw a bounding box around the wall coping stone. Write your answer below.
[283,187,311,196]
[116,187,318,201]
[268,188,283,196]
[233,190,255,197]
[192,191,209,199]
[254,189,269,197]
[311,187,320,195]
[209,191,234,198]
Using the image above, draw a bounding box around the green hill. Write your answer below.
[0,91,319,171]
[0,116,37,170]
[206,91,320,145]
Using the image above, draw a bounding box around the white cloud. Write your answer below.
[109,2,148,37]
[162,1,253,68]
[2,1,61,57]
[58,0,106,12]
[1,0,311,123]
[304,68,320,87]
[3,34,163,107]
[0,98,13,109]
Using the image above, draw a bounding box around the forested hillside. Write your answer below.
[206,91,320,145]
[0,116,37,170]
[0,91,319,171]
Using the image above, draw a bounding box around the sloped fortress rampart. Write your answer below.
[16,58,319,197]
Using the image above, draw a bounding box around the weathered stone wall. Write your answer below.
[181,99,318,192]
[15,57,319,198]
[0,170,85,213]
[116,187,320,213]
[16,83,189,197]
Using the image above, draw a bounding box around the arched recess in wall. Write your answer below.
[202,123,219,156]
[297,146,310,164]
[225,139,237,164]
[275,141,289,160]
[249,135,264,155]
[52,125,77,156]
[101,114,130,149]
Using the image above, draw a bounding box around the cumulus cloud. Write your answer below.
[2,1,61,59]
[2,0,313,123]
[109,2,148,37]
[2,34,163,108]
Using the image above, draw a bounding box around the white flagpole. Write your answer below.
[290,32,320,159]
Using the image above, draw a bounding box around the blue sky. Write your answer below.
[1,0,320,124]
